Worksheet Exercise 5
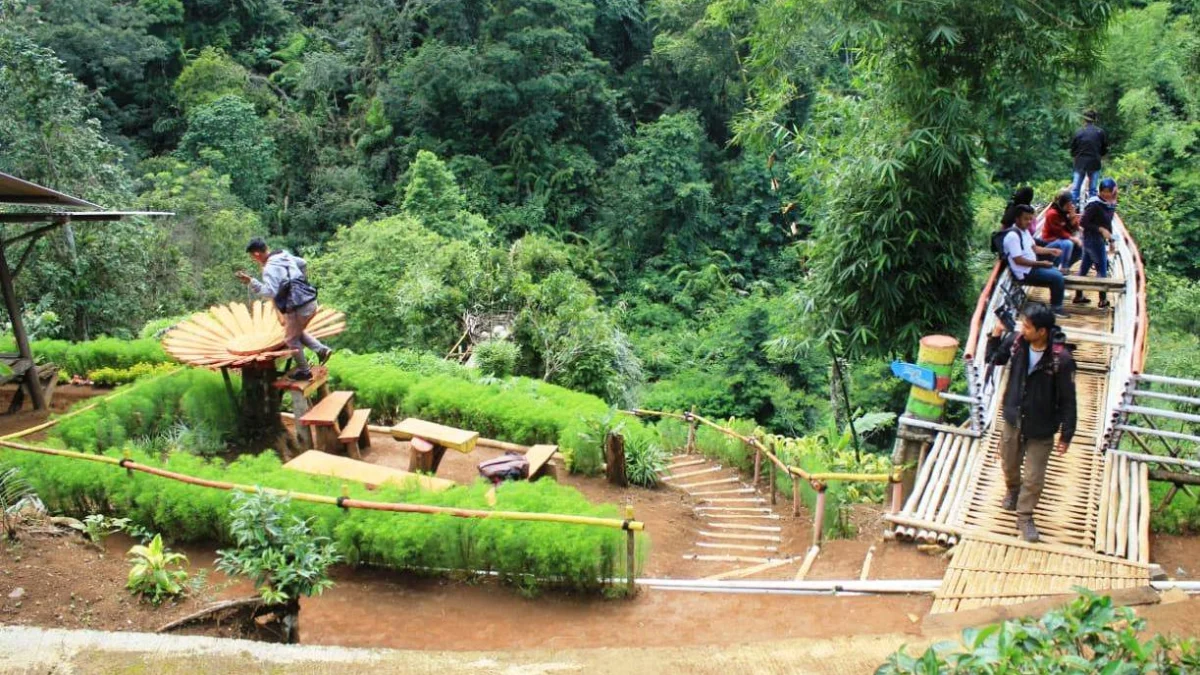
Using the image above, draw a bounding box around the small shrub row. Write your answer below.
[53,369,237,453]
[0,335,170,377]
[3,447,643,595]
[327,353,625,473]
[88,362,179,387]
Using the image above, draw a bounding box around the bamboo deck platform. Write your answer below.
[890,228,1155,613]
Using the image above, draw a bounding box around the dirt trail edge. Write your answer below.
[0,624,931,675]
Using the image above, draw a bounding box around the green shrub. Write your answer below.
[327,353,636,474]
[138,315,191,340]
[0,335,170,377]
[472,340,518,378]
[653,417,691,453]
[877,591,1199,673]
[53,369,237,454]
[88,362,178,387]
[1,447,644,595]
[619,419,667,488]
[126,534,189,605]
[372,348,477,381]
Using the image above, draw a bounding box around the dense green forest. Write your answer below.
[1,0,1198,439]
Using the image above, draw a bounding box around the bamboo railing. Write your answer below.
[0,373,646,593]
[626,407,898,545]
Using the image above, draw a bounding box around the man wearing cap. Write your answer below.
[1069,110,1109,206]
[1074,178,1118,309]
[235,237,332,381]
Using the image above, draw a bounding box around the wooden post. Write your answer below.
[289,390,313,449]
[812,485,827,546]
[753,445,762,486]
[0,241,45,410]
[625,503,637,596]
[769,454,777,505]
[686,405,698,454]
[605,432,628,487]
[792,475,801,518]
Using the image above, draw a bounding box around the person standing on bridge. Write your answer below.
[1069,110,1109,207]
[1074,178,1118,310]
[986,303,1078,543]
[236,237,333,381]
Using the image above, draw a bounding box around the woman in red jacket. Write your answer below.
[1039,190,1082,274]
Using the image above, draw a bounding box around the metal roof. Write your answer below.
[0,171,102,209]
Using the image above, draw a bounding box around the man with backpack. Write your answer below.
[993,204,1069,318]
[986,303,1077,543]
[236,237,332,381]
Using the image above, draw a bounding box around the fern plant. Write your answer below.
[126,534,189,605]
[0,465,35,540]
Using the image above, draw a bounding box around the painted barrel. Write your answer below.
[904,335,958,422]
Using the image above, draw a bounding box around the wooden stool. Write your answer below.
[299,390,355,454]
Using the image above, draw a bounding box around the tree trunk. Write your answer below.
[238,364,286,455]
[605,432,628,487]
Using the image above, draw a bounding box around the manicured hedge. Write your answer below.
[0,335,170,377]
[2,447,641,594]
[53,369,237,453]
[327,353,619,472]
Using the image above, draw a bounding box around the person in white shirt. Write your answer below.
[1002,204,1069,317]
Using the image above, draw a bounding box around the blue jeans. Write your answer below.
[1071,169,1101,206]
[1078,235,1109,304]
[1021,267,1066,309]
[1041,239,1076,272]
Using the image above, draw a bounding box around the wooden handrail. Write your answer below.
[627,408,896,484]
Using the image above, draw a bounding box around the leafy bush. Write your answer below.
[472,340,518,378]
[53,369,236,454]
[88,362,178,387]
[0,465,34,540]
[0,335,170,377]
[217,490,340,605]
[877,591,1199,673]
[138,315,191,340]
[126,534,189,605]
[327,353,628,473]
[619,420,667,488]
[3,448,643,595]
[372,349,477,381]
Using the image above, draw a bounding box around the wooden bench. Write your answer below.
[338,408,372,460]
[392,418,479,474]
[525,444,558,481]
[283,450,455,492]
[299,390,355,454]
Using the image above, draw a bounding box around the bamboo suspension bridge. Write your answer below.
[884,210,1200,613]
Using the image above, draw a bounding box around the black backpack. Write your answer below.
[991,226,1018,259]
[273,261,318,313]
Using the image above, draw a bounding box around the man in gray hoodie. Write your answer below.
[235,237,332,381]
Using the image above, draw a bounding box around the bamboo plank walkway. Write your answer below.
[892,249,1154,613]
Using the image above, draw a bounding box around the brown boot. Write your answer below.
[1001,489,1019,511]
[1018,519,1040,543]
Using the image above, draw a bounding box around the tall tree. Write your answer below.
[731,0,1118,355]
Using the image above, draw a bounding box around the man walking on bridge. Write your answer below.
[987,304,1078,543]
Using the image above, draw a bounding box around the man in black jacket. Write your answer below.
[986,303,1078,542]
[1069,110,1109,207]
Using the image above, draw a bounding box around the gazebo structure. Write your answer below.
[0,171,171,410]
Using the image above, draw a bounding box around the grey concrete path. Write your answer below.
[0,624,929,675]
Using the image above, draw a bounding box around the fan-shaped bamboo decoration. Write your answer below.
[163,300,345,369]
